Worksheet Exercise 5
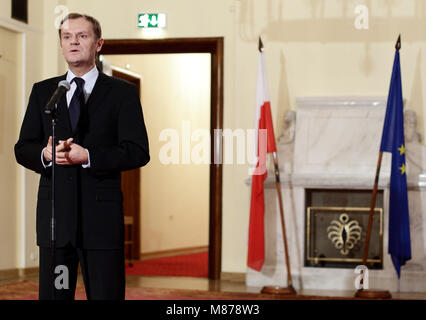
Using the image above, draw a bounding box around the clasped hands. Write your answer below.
[43,136,88,165]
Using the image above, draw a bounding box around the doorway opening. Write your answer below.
[99,38,223,280]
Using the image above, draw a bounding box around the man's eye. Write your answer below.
[80,34,87,39]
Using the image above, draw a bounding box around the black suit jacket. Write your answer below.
[14,71,150,249]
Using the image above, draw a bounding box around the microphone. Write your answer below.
[44,80,71,115]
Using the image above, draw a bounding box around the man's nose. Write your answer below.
[70,35,80,44]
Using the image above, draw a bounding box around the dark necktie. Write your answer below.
[69,77,85,132]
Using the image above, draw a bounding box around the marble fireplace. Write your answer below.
[246,97,426,292]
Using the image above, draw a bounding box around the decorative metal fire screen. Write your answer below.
[305,189,383,269]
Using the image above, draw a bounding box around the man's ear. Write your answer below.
[96,38,104,52]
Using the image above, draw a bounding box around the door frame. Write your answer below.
[100,37,224,279]
[111,68,142,262]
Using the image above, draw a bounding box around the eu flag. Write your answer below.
[380,49,411,278]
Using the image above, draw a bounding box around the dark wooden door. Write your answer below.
[112,68,141,261]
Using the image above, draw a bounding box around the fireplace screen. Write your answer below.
[305,189,383,269]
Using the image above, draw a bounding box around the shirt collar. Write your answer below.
[66,65,99,93]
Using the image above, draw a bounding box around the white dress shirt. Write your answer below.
[66,66,99,105]
[41,66,99,169]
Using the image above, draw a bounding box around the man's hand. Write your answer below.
[55,138,89,165]
[43,136,53,162]
[43,137,77,163]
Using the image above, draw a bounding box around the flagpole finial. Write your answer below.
[258,37,264,52]
[395,34,401,51]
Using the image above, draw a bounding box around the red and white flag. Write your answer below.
[247,50,277,271]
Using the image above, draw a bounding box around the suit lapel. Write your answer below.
[86,72,112,116]
[73,72,112,140]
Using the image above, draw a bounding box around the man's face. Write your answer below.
[60,17,103,68]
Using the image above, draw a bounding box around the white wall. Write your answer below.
[0,26,20,270]
[3,0,426,274]
[0,0,46,270]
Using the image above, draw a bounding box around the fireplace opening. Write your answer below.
[305,189,384,269]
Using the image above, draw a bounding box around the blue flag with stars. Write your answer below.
[380,50,411,278]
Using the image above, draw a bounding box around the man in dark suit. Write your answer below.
[14,13,149,300]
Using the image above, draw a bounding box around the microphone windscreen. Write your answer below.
[58,80,71,91]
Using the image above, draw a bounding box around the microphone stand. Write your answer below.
[43,81,69,299]
[47,103,58,299]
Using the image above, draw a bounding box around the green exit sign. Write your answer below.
[138,13,166,28]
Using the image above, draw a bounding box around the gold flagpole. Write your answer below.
[354,151,391,299]
[259,37,296,295]
[354,35,402,300]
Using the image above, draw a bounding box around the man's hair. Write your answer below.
[58,13,102,39]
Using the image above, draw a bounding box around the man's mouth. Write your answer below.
[70,49,80,53]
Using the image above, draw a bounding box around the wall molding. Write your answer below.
[0,16,43,34]
[140,246,208,261]
[0,267,38,281]
[220,272,246,282]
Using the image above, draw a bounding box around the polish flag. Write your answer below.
[247,49,277,271]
